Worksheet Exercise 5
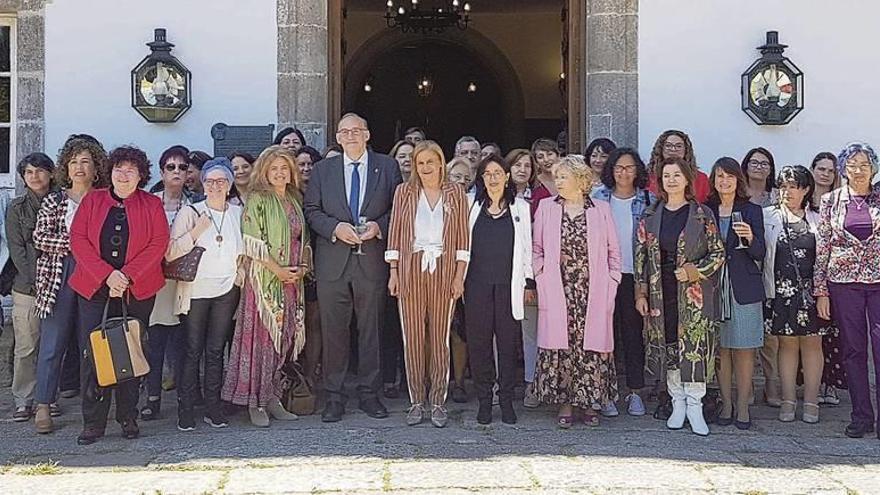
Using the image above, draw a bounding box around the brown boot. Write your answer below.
[34,404,53,434]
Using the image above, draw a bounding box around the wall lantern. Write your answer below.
[131,29,192,123]
[741,31,803,125]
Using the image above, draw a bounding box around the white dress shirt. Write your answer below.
[413,191,445,273]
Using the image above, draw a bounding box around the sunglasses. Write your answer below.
[164,163,189,172]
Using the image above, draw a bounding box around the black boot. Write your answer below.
[500,400,517,425]
[476,399,492,425]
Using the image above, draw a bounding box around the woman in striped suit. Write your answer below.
[386,140,470,428]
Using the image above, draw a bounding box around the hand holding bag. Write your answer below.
[163,206,205,282]
[88,296,150,387]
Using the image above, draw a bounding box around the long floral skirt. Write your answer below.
[221,279,299,408]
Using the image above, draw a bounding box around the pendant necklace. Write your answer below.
[852,195,868,210]
[208,205,227,244]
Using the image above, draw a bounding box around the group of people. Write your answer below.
[3,113,879,446]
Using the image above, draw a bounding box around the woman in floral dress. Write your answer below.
[533,155,622,428]
[763,166,825,424]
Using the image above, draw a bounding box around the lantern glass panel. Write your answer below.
[137,61,188,107]
[749,64,793,108]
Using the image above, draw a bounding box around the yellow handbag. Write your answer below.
[88,297,150,387]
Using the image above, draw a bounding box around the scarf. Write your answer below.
[241,190,309,357]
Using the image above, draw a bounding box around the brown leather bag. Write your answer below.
[162,206,205,282]
[279,361,316,416]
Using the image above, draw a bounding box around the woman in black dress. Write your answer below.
[762,166,824,424]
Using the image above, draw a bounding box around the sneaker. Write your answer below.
[431,405,448,428]
[48,403,62,417]
[406,403,425,426]
[600,401,619,417]
[823,385,841,406]
[625,393,646,416]
[523,382,540,409]
[203,410,229,428]
[12,406,32,422]
[177,409,196,432]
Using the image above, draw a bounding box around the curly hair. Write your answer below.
[107,145,151,188]
[648,130,696,178]
[249,145,303,202]
[601,147,648,190]
[553,154,594,194]
[55,137,109,188]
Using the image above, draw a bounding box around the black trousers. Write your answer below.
[78,295,155,430]
[60,335,80,392]
[180,287,240,411]
[317,258,386,403]
[464,280,520,403]
[614,274,646,390]
[381,295,406,385]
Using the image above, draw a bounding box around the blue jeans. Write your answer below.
[145,323,185,398]
[34,256,81,405]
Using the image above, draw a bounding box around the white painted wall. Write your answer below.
[44,0,277,169]
[639,0,880,172]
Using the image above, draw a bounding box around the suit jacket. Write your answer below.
[533,197,621,353]
[304,150,403,282]
[709,199,766,305]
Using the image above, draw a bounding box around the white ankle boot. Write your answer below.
[666,370,687,430]
[684,382,709,436]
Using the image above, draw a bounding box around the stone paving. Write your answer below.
[1,331,879,494]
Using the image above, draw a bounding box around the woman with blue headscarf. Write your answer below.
[168,157,244,431]
[814,142,880,440]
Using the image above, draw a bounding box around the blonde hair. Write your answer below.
[409,140,447,189]
[553,154,593,194]
[250,145,303,202]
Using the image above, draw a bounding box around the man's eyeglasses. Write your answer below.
[337,128,366,137]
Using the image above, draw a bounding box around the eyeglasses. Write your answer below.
[164,163,189,172]
[663,142,685,152]
[203,178,229,187]
[613,165,636,173]
[748,159,771,170]
[336,128,366,137]
[845,161,873,173]
[482,171,506,180]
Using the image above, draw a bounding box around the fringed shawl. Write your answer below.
[241,191,309,358]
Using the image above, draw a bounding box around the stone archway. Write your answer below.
[343,28,526,150]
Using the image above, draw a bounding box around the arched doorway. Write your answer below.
[343,28,525,154]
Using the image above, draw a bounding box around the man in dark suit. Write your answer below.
[304,113,403,422]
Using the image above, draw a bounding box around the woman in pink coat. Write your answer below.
[533,154,622,428]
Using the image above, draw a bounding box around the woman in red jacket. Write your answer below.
[69,146,170,445]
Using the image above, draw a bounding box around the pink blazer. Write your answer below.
[532,198,622,352]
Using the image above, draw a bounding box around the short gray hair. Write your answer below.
[455,135,480,152]
[338,112,368,129]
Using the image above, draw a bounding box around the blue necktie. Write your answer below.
[349,162,361,222]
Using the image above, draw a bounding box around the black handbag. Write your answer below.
[0,258,16,296]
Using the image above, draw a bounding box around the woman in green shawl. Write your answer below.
[221,146,310,427]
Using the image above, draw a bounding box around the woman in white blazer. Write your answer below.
[464,154,534,425]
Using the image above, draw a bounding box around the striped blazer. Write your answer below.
[385,182,470,295]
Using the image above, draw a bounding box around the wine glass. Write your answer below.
[354,216,368,256]
[731,211,747,249]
